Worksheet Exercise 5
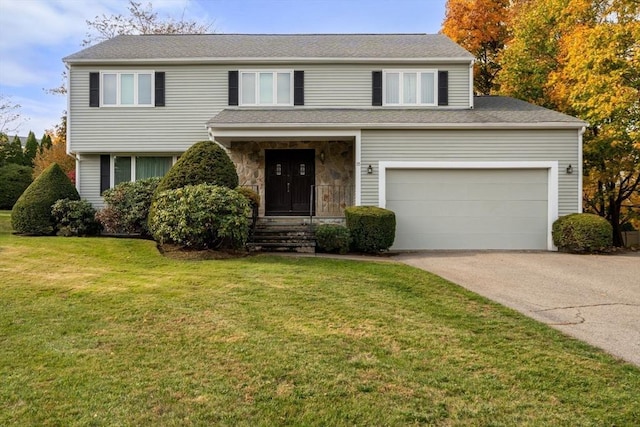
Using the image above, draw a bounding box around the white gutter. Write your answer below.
[208,121,588,130]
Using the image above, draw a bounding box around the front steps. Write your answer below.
[248,217,316,253]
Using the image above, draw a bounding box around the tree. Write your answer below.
[441,0,510,95]
[4,135,25,166]
[24,131,39,167]
[39,133,52,153]
[33,138,74,180]
[0,95,24,135]
[498,0,640,246]
[82,0,213,47]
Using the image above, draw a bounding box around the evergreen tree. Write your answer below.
[40,133,52,153]
[5,135,25,166]
[0,132,8,167]
[24,131,39,167]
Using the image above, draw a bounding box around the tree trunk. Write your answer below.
[609,195,624,247]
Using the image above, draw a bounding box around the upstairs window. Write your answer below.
[383,70,437,106]
[239,71,293,106]
[102,72,153,107]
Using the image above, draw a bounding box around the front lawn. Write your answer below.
[1,212,638,425]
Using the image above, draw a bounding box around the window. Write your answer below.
[383,70,437,106]
[102,72,154,106]
[113,156,175,186]
[239,71,293,106]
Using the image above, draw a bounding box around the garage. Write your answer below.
[383,164,554,250]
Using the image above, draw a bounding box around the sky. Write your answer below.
[0,0,447,138]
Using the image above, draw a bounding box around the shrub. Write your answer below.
[345,206,396,253]
[235,186,260,208]
[51,199,102,236]
[96,177,160,235]
[11,163,79,235]
[0,164,33,209]
[315,224,351,254]
[149,184,250,250]
[155,141,238,195]
[552,213,613,253]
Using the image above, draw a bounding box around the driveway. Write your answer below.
[396,251,640,366]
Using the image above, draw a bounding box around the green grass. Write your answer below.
[1,211,638,425]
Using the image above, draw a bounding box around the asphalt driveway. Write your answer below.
[396,251,640,366]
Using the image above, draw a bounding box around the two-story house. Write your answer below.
[63,34,586,251]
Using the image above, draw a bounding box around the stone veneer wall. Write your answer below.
[225,140,355,216]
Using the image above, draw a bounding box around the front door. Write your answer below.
[265,149,315,216]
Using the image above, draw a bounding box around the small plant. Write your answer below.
[345,206,396,253]
[11,163,80,235]
[552,213,613,253]
[51,199,102,236]
[0,164,33,209]
[315,224,351,254]
[149,184,250,250]
[96,177,160,236]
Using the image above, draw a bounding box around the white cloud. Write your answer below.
[10,94,66,137]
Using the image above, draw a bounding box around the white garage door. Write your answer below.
[386,169,549,250]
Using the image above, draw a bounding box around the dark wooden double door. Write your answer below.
[265,149,315,216]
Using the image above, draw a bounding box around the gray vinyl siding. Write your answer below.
[68,62,472,154]
[69,64,224,153]
[77,155,103,208]
[360,129,580,216]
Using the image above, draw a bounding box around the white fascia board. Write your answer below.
[64,57,474,66]
[209,122,587,130]
[378,160,559,251]
[211,128,361,139]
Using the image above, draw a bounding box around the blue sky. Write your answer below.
[0,0,447,137]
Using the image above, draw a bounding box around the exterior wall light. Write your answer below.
[319,151,325,164]
[566,164,573,174]
[367,165,373,174]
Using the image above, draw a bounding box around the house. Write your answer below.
[63,34,586,251]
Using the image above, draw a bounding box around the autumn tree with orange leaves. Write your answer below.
[443,0,639,245]
[441,0,510,95]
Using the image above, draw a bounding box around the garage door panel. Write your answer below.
[386,168,549,250]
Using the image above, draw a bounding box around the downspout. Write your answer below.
[578,126,585,213]
[469,59,475,109]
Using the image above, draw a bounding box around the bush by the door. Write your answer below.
[315,224,351,254]
[345,206,396,253]
[149,184,250,250]
[552,213,612,253]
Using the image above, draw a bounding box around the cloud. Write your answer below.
[9,94,66,137]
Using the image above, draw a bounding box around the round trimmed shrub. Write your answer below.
[155,141,238,195]
[149,184,250,250]
[0,164,33,209]
[315,224,351,254]
[52,199,102,237]
[345,206,396,253]
[11,163,80,235]
[552,213,613,253]
[96,177,160,235]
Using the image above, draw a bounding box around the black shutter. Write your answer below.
[154,72,165,106]
[372,71,382,106]
[228,70,239,106]
[294,70,304,106]
[438,71,449,106]
[100,155,110,194]
[89,72,100,107]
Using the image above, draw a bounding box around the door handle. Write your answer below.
[287,182,290,193]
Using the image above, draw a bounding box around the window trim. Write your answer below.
[110,155,178,187]
[238,70,294,106]
[100,71,155,107]
[382,69,438,106]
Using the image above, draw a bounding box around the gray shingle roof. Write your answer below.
[207,96,586,128]
[63,34,474,63]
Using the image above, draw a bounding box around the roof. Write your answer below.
[63,34,474,64]
[207,96,587,129]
